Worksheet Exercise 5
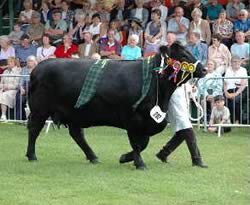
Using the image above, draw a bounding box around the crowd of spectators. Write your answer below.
[0,0,249,125]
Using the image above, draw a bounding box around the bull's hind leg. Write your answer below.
[120,134,150,170]
[26,113,48,161]
[68,125,98,163]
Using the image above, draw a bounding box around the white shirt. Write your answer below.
[230,43,249,59]
[84,43,91,57]
[168,85,192,132]
[87,22,102,36]
[135,8,143,20]
[36,46,56,61]
[224,67,248,90]
[0,46,15,60]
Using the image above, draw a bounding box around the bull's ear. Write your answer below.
[159,45,170,57]
[169,41,183,53]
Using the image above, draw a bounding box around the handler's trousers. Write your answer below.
[157,128,207,167]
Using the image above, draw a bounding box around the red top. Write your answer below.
[54,44,79,58]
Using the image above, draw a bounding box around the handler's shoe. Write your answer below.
[156,152,168,163]
[192,161,208,168]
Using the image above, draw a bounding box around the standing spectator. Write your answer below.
[224,56,248,123]
[19,0,34,32]
[152,0,168,22]
[208,33,231,74]
[8,23,24,46]
[0,57,20,121]
[208,95,231,134]
[130,0,149,29]
[226,0,246,22]
[79,32,99,58]
[168,6,190,45]
[128,17,144,48]
[54,34,79,58]
[15,34,37,66]
[213,9,234,48]
[26,11,45,46]
[186,32,208,66]
[15,55,38,120]
[45,9,68,45]
[230,31,249,67]
[189,8,211,44]
[144,9,166,56]
[99,29,122,59]
[206,0,223,24]
[61,0,74,30]
[36,34,56,61]
[233,9,250,34]
[0,36,16,72]
[121,34,142,60]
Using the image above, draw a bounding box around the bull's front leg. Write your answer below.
[121,133,150,170]
[68,125,98,163]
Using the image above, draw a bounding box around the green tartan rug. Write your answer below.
[132,55,156,109]
[74,59,109,108]
[74,56,156,109]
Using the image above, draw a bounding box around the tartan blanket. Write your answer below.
[132,56,156,109]
[74,59,109,108]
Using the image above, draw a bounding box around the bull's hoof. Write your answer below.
[136,165,147,170]
[119,154,133,164]
[89,158,99,164]
[26,153,37,161]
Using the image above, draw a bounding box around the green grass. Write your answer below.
[0,123,249,205]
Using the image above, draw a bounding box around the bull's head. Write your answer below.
[158,42,206,85]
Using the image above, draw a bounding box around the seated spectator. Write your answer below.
[208,95,231,134]
[109,19,123,43]
[40,0,52,24]
[129,0,149,29]
[54,34,79,58]
[224,56,248,123]
[0,57,20,121]
[197,59,223,118]
[186,32,208,66]
[167,6,190,45]
[189,8,211,45]
[15,34,37,67]
[50,0,63,10]
[128,17,144,48]
[144,9,166,56]
[213,9,233,48]
[0,36,16,72]
[230,31,249,67]
[26,11,45,46]
[36,34,56,61]
[8,23,24,46]
[151,0,168,22]
[121,34,142,60]
[226,0,246,22]
[233,9,250,34]
[61,0,74,30]
[208,33,231,74]
[69,12,86,44]
[85,13,103,38]
[79,32,99,58]
[44,9,68,45]
[15,55,38,120]
[18,0,34,32]
[185,0,208,20]
[206,0,223,24]
[99,29,122,59]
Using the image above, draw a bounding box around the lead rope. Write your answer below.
[185,83,204,121]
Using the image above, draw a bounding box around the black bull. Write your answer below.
[26,43,205,169]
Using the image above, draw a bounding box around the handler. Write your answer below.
[156,32,208,168]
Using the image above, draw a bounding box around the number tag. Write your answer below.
[150,105,166,123]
